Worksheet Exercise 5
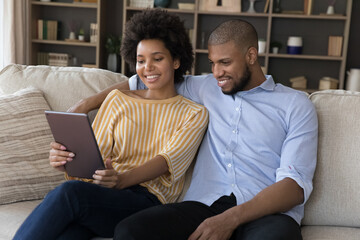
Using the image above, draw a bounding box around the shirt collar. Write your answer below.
[259,75,276,91]
[235,75,275,97]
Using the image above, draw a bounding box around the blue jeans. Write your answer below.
[14,180,161,240]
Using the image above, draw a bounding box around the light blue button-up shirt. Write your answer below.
[130,74,318,225]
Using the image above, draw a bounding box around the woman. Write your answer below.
[14,9,208,240]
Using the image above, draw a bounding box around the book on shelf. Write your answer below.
[90,23,98,43]
[48,53,72,66]
[290,76,307,89]
[37,19,59,40]
[199,0,241,13]
[129,0,154,8]
[37,53,72,66]
[328,36,343,57]
[37,52,49,65]
[304,0,313,15]
[264,0,270,13]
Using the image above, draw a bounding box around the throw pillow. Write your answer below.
[0,88,65,205]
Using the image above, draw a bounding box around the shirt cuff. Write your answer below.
[276,165,313,206]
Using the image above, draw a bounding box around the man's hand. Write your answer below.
[67,99,89,113]
[188,211,237,240]
[93,158,119,188]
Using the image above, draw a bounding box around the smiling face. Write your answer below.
[208,41,253,95]
[136,39,180,93]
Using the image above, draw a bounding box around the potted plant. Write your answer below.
[105,34,121,72]
[78,28,85,41]
[270,41,282,54]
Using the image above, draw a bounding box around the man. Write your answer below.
[72,19,318,239]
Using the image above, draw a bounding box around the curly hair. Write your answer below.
[120,9,193,83]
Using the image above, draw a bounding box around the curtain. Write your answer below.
[0,0,28,70]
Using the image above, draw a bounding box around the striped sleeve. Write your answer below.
[158,101,208,187]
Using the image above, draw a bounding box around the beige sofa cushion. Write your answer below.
[0,200,42,240]
[302,226,360,240]
[303,90,360,227]
[0,88,64,205]
[0,64,128,120]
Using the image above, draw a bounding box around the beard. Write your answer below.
[222,66,251,95]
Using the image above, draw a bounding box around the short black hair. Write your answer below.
[208,19,258,54]
[121,9,193,83]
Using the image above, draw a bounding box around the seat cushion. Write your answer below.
[0,200,41,240]
[303,90,360,227]
[302,226,360,240]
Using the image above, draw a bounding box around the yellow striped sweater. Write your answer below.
[90,90,207,203]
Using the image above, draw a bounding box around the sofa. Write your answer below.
[0,64,359,239]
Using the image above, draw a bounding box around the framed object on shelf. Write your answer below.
[199,0,241,12]
[129,0,154,8]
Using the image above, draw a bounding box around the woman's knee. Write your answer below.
[46,180,87,202]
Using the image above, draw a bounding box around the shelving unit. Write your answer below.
[28,0,104,68]
[122,0,352,91]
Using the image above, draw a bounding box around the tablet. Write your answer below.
[45,111,105,179]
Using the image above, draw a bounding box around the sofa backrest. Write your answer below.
[0,64,128,119]
[303,90,360,227]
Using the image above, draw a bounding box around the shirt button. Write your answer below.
[232,129,238,134]
[228,163,232,168]
[231,184,235,187]
[235,107,240,111]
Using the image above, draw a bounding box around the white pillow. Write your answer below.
[0,64,128,115]
[0,88,65,205]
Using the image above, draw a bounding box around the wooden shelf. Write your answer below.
[268,54,343,61]
[126,6,195,14]
[28,0,103,68]
[122,0,352,90]
[32,39,97,47]
[31,1,98,9]
[197,11,269,17]
[271,13,347,20]
[195,50,343,61]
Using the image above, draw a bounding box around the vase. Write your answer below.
[69,31,76,40]
[326,5,335,15]
[107,53,120,72]
[247,0,257,13]
[154,0,170,8]
[258,39,266,54]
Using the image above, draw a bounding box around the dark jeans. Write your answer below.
[114,193,302,240]
[13,180,161,240]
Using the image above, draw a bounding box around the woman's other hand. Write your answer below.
[93,158,119,188]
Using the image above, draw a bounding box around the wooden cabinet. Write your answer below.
[122,0,352,91]
[28,0,105,68]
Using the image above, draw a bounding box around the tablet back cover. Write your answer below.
[45,111,105,179]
